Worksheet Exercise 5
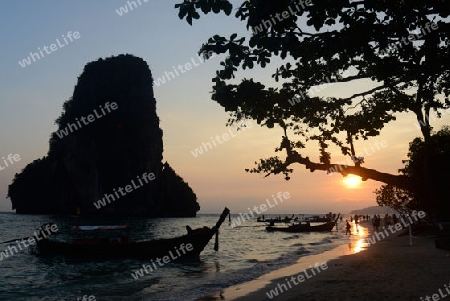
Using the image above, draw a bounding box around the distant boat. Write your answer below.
[266,214,339,233]
[257,214,294,223]
[265,221,336,233]
[306,215,333,223]
[35,207,230,258]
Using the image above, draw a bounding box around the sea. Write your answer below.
[0,212,361,301]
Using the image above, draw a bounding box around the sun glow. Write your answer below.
[343,175,362,188]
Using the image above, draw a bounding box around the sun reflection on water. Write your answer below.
[348,224,370,253]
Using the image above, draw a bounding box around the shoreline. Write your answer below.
[197,221,371,300]
[198,221,450,301]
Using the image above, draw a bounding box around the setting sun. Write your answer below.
[343,175,362,188]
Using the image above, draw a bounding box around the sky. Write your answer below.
[0,1,449,215]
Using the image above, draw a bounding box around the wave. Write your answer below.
[308,238,332,246]
[282,234,300,240]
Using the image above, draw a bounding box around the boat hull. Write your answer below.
[36,228,216,258]
[257,219,291,223]
[35,207,231,258]
[266,222,336,233]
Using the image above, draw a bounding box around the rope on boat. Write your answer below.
[0,236,34,245]
[0,222,61,245]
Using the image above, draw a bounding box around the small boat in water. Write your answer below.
[266,214,339,233]
[265,221,336,232]
[304,212,337,223]
[257,214,295,223]
[35,207,230,258]
[306,216,332,223]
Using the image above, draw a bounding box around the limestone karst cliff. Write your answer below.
[8,54,199,217]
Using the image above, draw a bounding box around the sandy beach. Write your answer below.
[199,221,450,301]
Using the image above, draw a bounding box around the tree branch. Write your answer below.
[341,84,389,102]
[269,151,414,192]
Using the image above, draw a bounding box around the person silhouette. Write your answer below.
[345,220,351,235]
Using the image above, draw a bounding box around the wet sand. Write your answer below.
[198,221,450,301]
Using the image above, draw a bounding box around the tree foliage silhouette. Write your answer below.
[375,126,450,216]
[175,0,450,217]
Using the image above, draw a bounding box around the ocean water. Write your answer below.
[0,212,353,301]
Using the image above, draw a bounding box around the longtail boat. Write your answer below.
[257,214,295,223]
[35,207,230,258]
[266,214,339,233]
